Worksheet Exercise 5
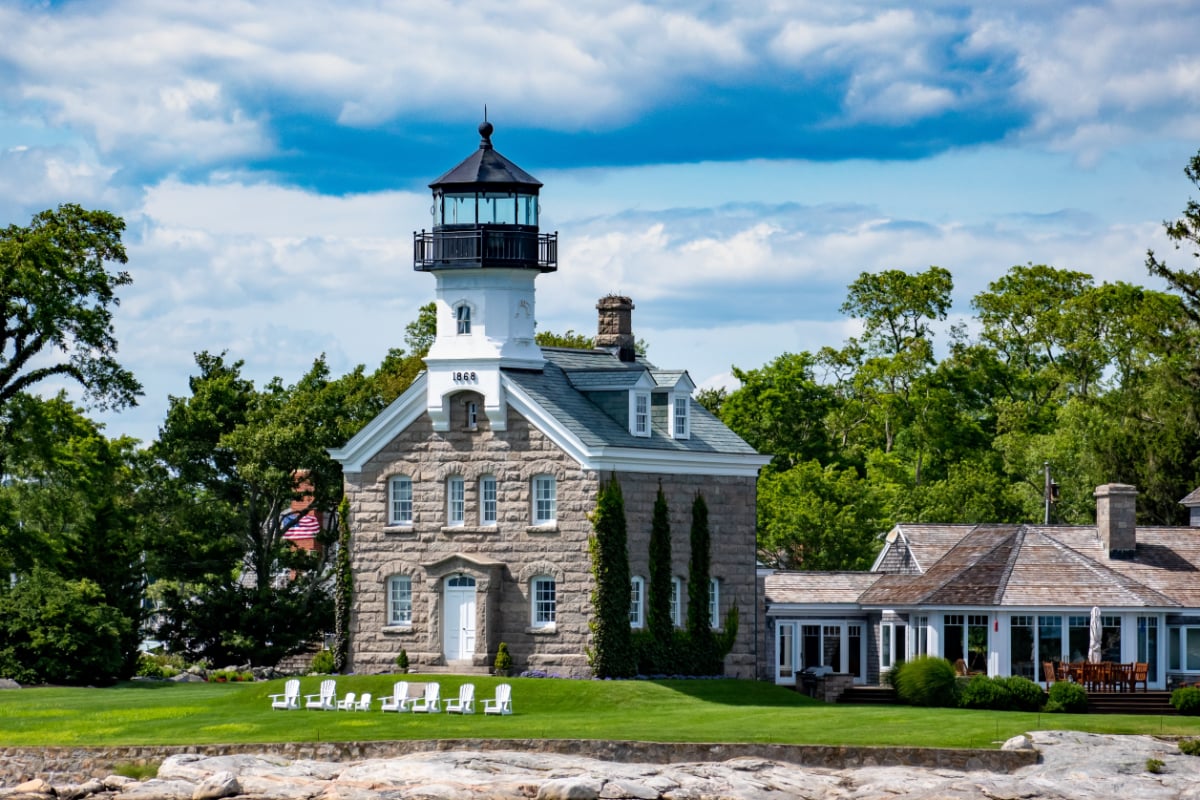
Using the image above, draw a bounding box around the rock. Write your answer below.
[598,779,659,799]
[0,679,20,690]
[114,779,195,800]
[103,776,137,791]
[1002,733,1035,751]
[191,772,239,800]
[10,779,54,796]
[170,673,205,683]
[536,778,602,800]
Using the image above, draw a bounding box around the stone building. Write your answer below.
[331,122,770,678]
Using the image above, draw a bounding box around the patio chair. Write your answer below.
[355,692,372,711]
[483,683,512,715]
[410,682,441,713]
[1042,662,1058,684]
[445,683,475,714]
[304,678,337,711]
[336,691,358,711]
[380,681,412,712]
[269,678,300,710]
[1131,662,1150,692]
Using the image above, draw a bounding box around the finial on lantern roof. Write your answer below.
[479,105,493,149]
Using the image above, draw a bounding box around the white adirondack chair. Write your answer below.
[304,678,337,710]
[444,683,475,714]
[483,683,512,715]
[355,692,372,711]
[380,681,411,712]
[269,678,300,710]
[410,682,441,713]
[336,691,357,711]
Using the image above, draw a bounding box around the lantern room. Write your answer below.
[414,119,557,272]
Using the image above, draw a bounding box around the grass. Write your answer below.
[2,675,1199,749]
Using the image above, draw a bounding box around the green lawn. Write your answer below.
[2,675,1198,749]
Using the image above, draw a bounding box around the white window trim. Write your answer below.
[480,475,497,526]
[669,577,683,628]
[389,475,413,526]
[532,474,556,525]
[708,577,720,629]
[386,575,413,626]
[532,576,556,629]
[629,576,645,629]
[447,475,465,526]
[630,390,651,437]
[671,393,691,439]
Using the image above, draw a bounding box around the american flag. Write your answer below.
[283,512,321,540]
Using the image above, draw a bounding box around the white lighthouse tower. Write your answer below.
[413,120,557,431]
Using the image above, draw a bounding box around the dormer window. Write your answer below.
[632,391,650,437]
[455,303,471,335]
[671,395,690,439]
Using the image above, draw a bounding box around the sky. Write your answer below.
[3,0,1199,444]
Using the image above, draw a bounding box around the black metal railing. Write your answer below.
[414,229,557,271]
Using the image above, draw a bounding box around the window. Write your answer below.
[669,577,683,627]
[455,303,471,335]
[629,576,644,628]
[913,615,929,658]
[633,392,650,436]
[673,395,690,438]
[447,476,464,526]
[387,575,412,626]
[532,475,556,524]
[480,475,497,525]
[466,401,478,429]
[708,578,720,629]
[532,576,556,628]
[389,476,413,525]
[1010,615,1034,679]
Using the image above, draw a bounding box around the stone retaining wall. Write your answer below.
[0,739,1037,786]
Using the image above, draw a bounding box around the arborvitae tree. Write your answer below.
[687,492,717,673]
[647,482,674,670]
[333,496,353,673]
[588,474,634,678]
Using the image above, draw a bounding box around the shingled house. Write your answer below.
[331,122,769,678]
[764,483,1200,691]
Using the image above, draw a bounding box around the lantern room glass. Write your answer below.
[436,192,538,226]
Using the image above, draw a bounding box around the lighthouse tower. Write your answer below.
[413,120,557,431]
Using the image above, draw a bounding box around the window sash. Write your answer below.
[533,476,556,524]
[634,393,649,436]
[480,476,497,525]
[708,578,720,629]
[390,477,413,525]
[669,578,682,627]
[533,578,556,626]
[629,577,644,628]
[456,304,471,334]
[448,476,465,525]
[388,576,412,625]
[674,396,689,437]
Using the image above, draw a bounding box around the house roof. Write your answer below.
[765,572,882,607]
[812,521,1200,612]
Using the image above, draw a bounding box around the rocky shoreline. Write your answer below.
[2,732,1198,800]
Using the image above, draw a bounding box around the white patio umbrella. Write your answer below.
[1088,606,1103,663]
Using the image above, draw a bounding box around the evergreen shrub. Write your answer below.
[998,675,1046,711]
[1045,680,1088,713]
[310,649,335,674]
[1172,687,1200,715]
[891,655,958,707]
[958,674,1009,710]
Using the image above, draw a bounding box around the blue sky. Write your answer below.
[2,0,1198,443]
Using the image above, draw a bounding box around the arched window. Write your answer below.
[629,576,645,629]
[389,475,413,525]
[455,303,471,335]
[387,575,412,626]
[532,576,556,628]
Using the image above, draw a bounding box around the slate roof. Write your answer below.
[502,348,759,456]
[782,521,1200,612]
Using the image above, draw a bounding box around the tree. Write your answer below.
[588,474,634,678]
[535,329,594,349]
[646,482,674,669]
[1146,148,1200,323]
[686,492,717,674]
[0,205,141,412]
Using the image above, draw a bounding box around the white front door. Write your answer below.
[443,575,477,661]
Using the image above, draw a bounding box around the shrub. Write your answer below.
[1178,738,1200,756]
[891,656,958,707]
[395,649,409,671]
[310,649,336,674]
[493,642,513,674]
[1146,758,1165,774]
[207,669,253,682]
[113,762,159,781]
[998,676,1046,712]
[1045,680,1088,713]
[1172,687,1200,715]
[958,674,1009,710]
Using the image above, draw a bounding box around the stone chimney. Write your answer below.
[1095,483,1137,557]
[596,295,636,363]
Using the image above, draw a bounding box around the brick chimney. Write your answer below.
[596,295,636,362]
[1095,483,1137,557]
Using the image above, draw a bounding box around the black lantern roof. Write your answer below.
[429,120,543,193]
